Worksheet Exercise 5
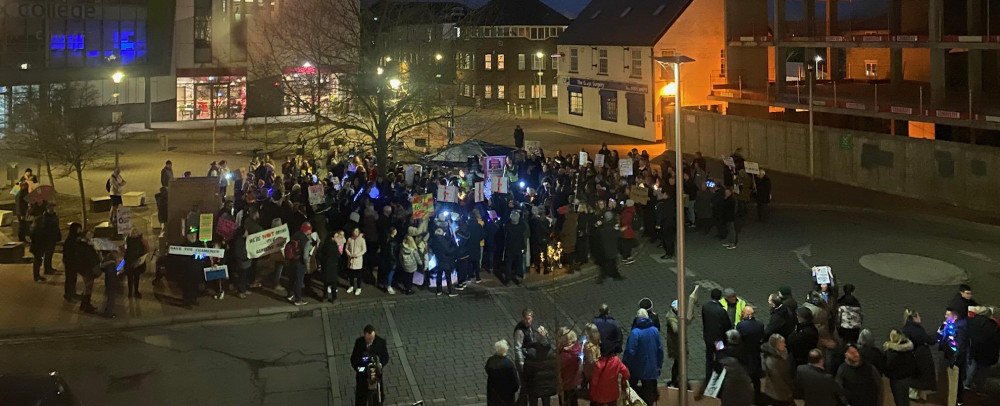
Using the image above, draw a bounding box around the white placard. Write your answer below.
[525,141,541,156]
[594,153,605,168]
[474,181,485,202]
[744,161,760,175]
[812,266,833,285]
[203,264,229,281]
[618,158,634,176]
[169,245,226,258]
[246,224,290,259]
[578,151,588,166]
[308,184,325,206]
[722,156,736,168]
[116,207,132,235]
[91,238,118,251]
[490,176,509,194]
[705,368,727,398]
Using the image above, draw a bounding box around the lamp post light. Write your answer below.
[653,53,694,406]
[111,71,124,169]
[814,54,823,80]
[536,51,544,117]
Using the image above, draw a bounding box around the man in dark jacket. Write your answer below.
[595,212,623,282]
[466,213,485,282]
[593,304,623,355]
[655,193,676,260]
[721,187,738,249]
[736,306,765,399]
[485,340,520,406]
[513,125,525,149]
[788,308,820,370]
[797,349,846,406]
[351,325,390,406]
[30,202,61,281]
[503,211,527,285]
[15,168,37,242]
[835,345,881,406]
[766,286,798,339]
[755,169,771,222]
[160,160,174,188]
[702,288,733,382]
[430,221,458,297]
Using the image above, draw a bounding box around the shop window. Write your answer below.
[626,93,645,127]
[568,86,583,116]
[600,89,617,122]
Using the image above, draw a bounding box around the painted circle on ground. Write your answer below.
[859,253,968,285]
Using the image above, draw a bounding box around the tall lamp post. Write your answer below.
[111,71,124,170]
[654,54,694,406]
[807,64,815,180]
[535,51,544,117]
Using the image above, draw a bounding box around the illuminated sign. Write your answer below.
[568,77,649,94]
[7,2,99,19]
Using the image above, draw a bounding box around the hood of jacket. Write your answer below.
[634,317,654,330]
[884,339,914,352]
[434,228,446,236]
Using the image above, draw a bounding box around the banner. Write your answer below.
[246,224,290,259]
[744,161,760,175]
[411,194,434,219]
[484,156,506,178]
[169,245,226,258]
[404,165,422,185]
[619,158,634,176]
[594,153,605,168]
[204,265,229,281]
[525,141,541,157]
[578,151,588,166]
[198,213,214,242]
[308,184,325,205]
[116,207,132,235]
[216,216,237,241]
[474,181,485,202]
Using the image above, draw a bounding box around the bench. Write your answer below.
[90,196,112,213]
[122,191,146,207]
[0,242,25,263]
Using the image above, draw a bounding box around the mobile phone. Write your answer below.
[715,340,725,351]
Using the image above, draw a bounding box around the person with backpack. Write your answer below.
[108,168,126,223]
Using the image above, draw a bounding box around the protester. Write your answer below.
[582,323,602,385]
[592,304,623,356]
[623,308,663,406]
[835,345,882,406]
[29,202,60,281]
[589,352,629,406]
[796,349,846,406]
[108,168,126,222]
[346,227,366,296]
[836,284,863,344]
[123,228,147,299]
[556,328,581,406]
[701,288,732,381]
[485,340,519,406]
[761,334,795,406]
[736,306,765,400]
[884,329,917,406]
[522,332,557,406]
[901,309,937,400]
[161,160,174,188]
[788,307,819,370]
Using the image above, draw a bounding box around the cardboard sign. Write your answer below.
[198,213,214,242]
[404,165,421,185]
[204,265,229,281]
[744,161,760,175]
[116,207,132,235]
[411,194,434,219]
[308,184,325,205]
[437,185,459,203]
[246,224,290,259]
[92,238,118,251]
[629,186,650,205]
[484,156,506,178]
[812,266,833,285]
[704,368,727,398]
[474,182,485,202]
[525,141,541,157]
[216,215,237,241]
[722,156,736,168]
[578,151,588,166]
[619,158,634,176]
[169,245,226,258]
[594,153,605,168]
[489,176,509,194]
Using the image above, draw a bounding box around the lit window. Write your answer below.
[485,85,492,99]
[532,54,544,70]
[531,84,546,98]
[518,54,526,70]
[497,54,505,70]
[485,54,492,70]
[865,60,878,78]
[720,50,726,78]
[498,85,506,99]
[569,87,583,116]
[518,85,526,99]
[551,85,558,98]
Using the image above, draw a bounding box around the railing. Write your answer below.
[729,34,999,44]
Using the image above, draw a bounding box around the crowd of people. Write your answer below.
[486,283,998,406]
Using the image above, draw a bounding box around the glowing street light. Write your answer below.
[111,71,124,84]
[661,82,677,97]
[303,61,312,68]
[376,67,384,75]
[111,71,125,169]
[435,53,443,61]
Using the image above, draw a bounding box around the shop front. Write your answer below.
[175,68,247,121]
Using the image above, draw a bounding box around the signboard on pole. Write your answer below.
[308,184,325,206]
[216,216,237,241]
[618,158,634,176]
[245,224,290,259]
[436,185,459,203]
[204,265,229,281]
[116,207,132,235]
[411,194,434,219]
[594,153,605,168]
[484,156,506,178]
[578,151,588,166]
[629,186,650,205]
[169,245,226,258]
[474,181,485,202]
[525,141,541,157]
[198,213,214,242]
[722,156,736,168]
[744,161,760,175]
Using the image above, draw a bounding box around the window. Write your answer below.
[551,55,559,70]
[518,85,526,99]
[497,54,505,70]
[518,54,526,70]
[485,54,492,70]
[626,93,645,127]
[600,89,617,121]
[865,60,878,77]
[498,85,506,99]
[531,84,545,98]
[518,27,526,37]
[598,49,609,75]
[532,54,544,70]
[551,85,558,98]
[464,84,471,97]
[485,85,493,99]
[630,49,642,78]
[719,49,726,78]
[568,86,583,116]
[194,0,213,62]
[484,27,493,37]
[530,27,540,39]
[569,48,579,72]
[465,53,473,70]
[659,49,676,79]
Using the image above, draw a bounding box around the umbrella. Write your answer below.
[27,185,55,204]
[424,139,514,164]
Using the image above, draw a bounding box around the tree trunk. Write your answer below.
[44,155,55,191]
[75,165,88,227]
[375,129,389,174]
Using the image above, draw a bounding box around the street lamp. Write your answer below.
[434,53,443,61]
[807,64,815,179]
[814,54,823,80]
[111,71,124,169]
[535,51,544,117]
[389,78,401,90]
[653,53,694,406]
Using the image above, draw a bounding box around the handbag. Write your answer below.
[617,374,646,406]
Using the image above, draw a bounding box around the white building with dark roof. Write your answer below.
[556,0,725,141]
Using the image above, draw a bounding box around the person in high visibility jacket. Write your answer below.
[720,288,748,326]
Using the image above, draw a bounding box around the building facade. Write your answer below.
[556,0,725,142]
[454,0,569,111]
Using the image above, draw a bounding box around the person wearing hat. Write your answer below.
[766,286,799,339]
[595,211,624,282]
[619,199,637,264]
[720,288,749,326]
[632,298,661,331]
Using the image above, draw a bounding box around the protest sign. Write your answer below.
[198,213,214,242]
[204,265,229,281]
[490,176,509,194]
[594,153,605,168]
[91,238,118,251]
[411,194,434,219]
[722,156,736,168]
[629,186,650,205]
[245,224,290,259]
[404,165,422,185]
[308,184,325,205]
[619,158,634,176]
[484,156,506,178]
[216,216,237,241]
[578,151,588,166]
[116,207,132,235]
[474,182,485,202]
[812,266,833,285]
[525,141,541,157]
[169,245,226,258]
[704,368,727,398]
[744,161,760,175]
[445,185,459,203]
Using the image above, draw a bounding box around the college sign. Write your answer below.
[568,78,649,94]
[4,1,100,20]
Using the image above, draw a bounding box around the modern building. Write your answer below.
[719,0,1000,145]
[0,0,177,135]
[454,0,570,110]
[555,0,725,142]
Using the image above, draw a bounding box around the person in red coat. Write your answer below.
[558,328,582,406]
[589,353,630,406]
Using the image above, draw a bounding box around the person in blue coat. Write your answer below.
[623,308,664,406]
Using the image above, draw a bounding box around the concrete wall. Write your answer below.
[679,110,1000,212]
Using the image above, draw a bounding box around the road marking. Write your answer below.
[958,250,995,263]
[792,244,813,269]
[380,301,422,402]
[320,306,338,406]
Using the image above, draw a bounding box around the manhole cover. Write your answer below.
[859,253,968,285]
